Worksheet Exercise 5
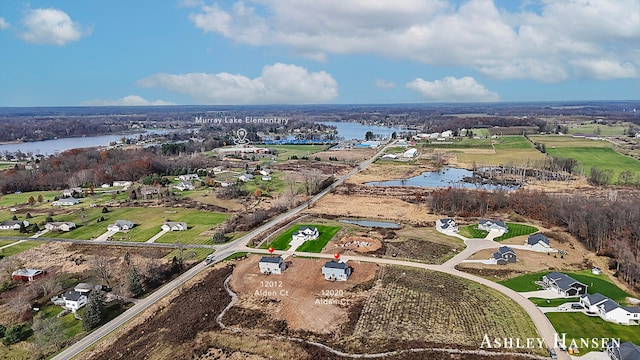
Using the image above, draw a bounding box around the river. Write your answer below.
[0,129,171,155]
[318,121,406,140]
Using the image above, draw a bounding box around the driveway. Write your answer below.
[520,290,565,299]
[145,229,169,243]
[94,230,117,242]
[485,229,506,241]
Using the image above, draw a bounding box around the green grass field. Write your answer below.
[494,223,539,242]
[0,190,60,207]
[427,136,547,166]
[46,207,226,245]
[529,297,578,307]
[241,171,287,195]
[529,135,613,148]
[257,144,329,161]
[547,313,640,353]
[545,147,640,183]
[263,224,341,251]
[458,225,489,239]
[421,137,494,149]
[499,270,630,301]
[295,225,341,252]
[0,241,43,256]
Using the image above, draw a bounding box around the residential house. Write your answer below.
[542,272,588,297]
[178,174,199,181]
[74,283,98,294]
[52,197,80,206]
[478,219,508,232]
[492,246,517,265]
[113,181,132,187]
[161,222,188,231]
[107,220,135,232]
[435,218,458,232]
[592,267,602,275]
[101,183,110,188]
[322,260,352,281]
[44,222,76,232]
[402,148,418,158]
[262,175,272,181]
[580,293,609,313]
[12,269,45,282]
[63,290,87,311]
[599,299,639,325]
[292,226,320,242]
[607,341,640,360]
[526,233,551,251]
[0,220,29,230]
[258,256,286,274]
[259,170,270,176]
[62,187,82,197]
[238,173,254,182]
[175,181,195,191]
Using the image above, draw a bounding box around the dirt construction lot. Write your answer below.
[230,255,378,333]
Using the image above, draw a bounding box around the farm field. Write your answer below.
[422,136,546,167]
[257,144,329,161]
[546,313,640,354]
[347,266,542,354]
[566,123,629,135]
[545,147,640,183]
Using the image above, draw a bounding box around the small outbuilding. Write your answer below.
[12,269,45,282]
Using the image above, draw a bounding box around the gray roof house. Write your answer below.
[542,272,588,297]
[258,256,286,274]
[161,222,188,231]
[492,246,517,265]
[580,293,640,325]
[526,233,551,251]
[322,260,352,281]
[0,220,29,230]
[292,226,320,242]
[107,220,135,232]
[579,293,609,312]
[52,197,80,206]
[436,218,458,233]
[63,290,88,311]
[478,219,508,232]
[607,341,640,360]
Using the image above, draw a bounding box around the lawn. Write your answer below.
[458,225,489,239]
[0,190,60,207]
[547,313,640,353]
[529,297,578,307]
[257,144,329,161]
[241,171,287,195]
[263,224,341,251]
[295,225,342,253]
[0,241,43,256]
[493,223,539,242]
[47,207,226,244]
[499,270,630,301]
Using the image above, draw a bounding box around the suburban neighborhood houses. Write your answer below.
[542,272,588,297]
[435,218,458,233]
[0,219,29,230]
[321,260,352,281]
[161,221,188,231]
[107,220,135,232]
[527,233,552,252]
[292,226,320,242]
[492,246,517,265]
[478,219,508,233]
[45,221,76,232]
[258,256,286,275]
[579,293,640,325]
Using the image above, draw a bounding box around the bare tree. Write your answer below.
[0,257,24,281]
[91,255,113,288]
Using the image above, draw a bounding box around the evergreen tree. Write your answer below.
[128,265,143,297]
[82,290,106,331]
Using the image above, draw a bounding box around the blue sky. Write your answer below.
[0,0,638,106]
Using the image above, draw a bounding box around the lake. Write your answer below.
[365,167,520,190]
[319,121,405,140]
[339,219,401,229]
[0,129,170,155]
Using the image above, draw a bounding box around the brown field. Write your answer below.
[314,148,377,162]
[230,256,378,333]
[307,193,440,224]
[348,163,437,184]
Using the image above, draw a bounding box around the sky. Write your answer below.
[0,0,638,107]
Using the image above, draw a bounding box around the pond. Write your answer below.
[339,219,401,229]
[318,121,404,140]
[364,167,520,190]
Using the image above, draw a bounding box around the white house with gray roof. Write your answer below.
[478,219,508,232]
[51,197,80,206]
[161,222,187,231]
[107,220,135,232]
[62,290,87,311]
[542,272,588,297]
[581,293,640,325]
[0,220,29,230]
[259,256,286,274]
[492,246,517,265]
[322,260,351,281]
[436,218,458,233]
[526,233,551,251]
[292,226,320,242]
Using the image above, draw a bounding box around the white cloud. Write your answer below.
[406,76,499,102]
[19,8,90,45]
[0,17,9,30]
[375,79,396,89]
[137,63,338,105]
[81,95,176,106]
[187,0,640,82]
